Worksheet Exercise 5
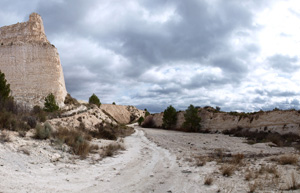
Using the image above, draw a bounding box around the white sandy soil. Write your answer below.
[0,125,299,192]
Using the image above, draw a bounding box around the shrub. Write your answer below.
[279,155,298,165]
[144,109,150,117]
[162,105,177,129]
[54,127,91,158]
[89,94,101,107]
[220,164,235,177]
[64,93,79,105]
[182,104,201,132]
[0,131,11,142]
[141,115,155,128]
[102,143,125,157]
[27,116,37,128]
[34,123,52,139]
[0,70,11,103]
[204,176,213,186]
[44,93,59,112]
[138,117,144,126]
[91,123,117,140]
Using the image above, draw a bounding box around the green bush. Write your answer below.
[44,93,59,112]
[144,109,150,117]
[0,70,11,102]
[182,104,201,132]
[89,94,101,107]
[34,122,52,139]
[162,105,177,129]
[138,117,144,126]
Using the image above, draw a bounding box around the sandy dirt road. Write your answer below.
[1,125,296,192]
[0,127,209,193]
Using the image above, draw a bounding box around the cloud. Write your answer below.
[1,0,300,113]
[267,54,299,72]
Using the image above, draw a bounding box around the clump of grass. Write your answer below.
[102,143,125,157]
[54,127,92,158]
[204,176,213,185]
[220,164,235,177]
[34,122,52,140]
[278,154,298,165]
[286,172,300,190]
[195,156,207,167]
[248,181,259,193]
[0,131,11,142]
[231,153,244,165]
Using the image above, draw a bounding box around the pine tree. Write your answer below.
[0,70,11,101]
[182,104,201,132]
[89,93,101,107]
[162,105,177,129]
[44,93,59,112]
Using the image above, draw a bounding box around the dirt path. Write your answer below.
[1,126,297,192]
[0,127,208,193]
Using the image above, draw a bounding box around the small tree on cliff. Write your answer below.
[89,94,101,107]
[44,93,59,112]
[182,104,201,132]
[162,105,177,129]
[0,70,11,102]
[144,108,150,117]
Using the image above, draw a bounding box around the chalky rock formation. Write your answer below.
[0,13,67,107]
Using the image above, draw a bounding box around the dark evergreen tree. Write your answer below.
[162,105,177,129]
[89,93,101,107]
[44,93,59,112]
[182,104,201,132]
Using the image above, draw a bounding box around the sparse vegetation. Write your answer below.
[44,93,59,112]
[0,131,11,142]
[278,154,298,165]
[64,93,79,105]
[220,164,235,177]
[0,70,11,102]
[102,143,125,157]
[162,105,177,129]
[54,127,92,158]
[141,115,155,128]
[248,181,259,193]
[89,93,101,107]
[286,172,300,190]
[34,122,52,139]
[138,116,144,126]
[204,176,213,185]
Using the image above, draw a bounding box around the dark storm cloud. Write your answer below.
[2,0,292,112]
[267,54,299,72]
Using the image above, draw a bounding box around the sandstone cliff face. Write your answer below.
[0,13,67,107]
[152,109,300,135]
[100,104,145,124]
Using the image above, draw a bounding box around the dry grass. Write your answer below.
[278,154,298,165]
[231,153,244,165]
[284,172,300,190]
[204,176,213,186]
[101,143,125,157]
[0,131,11,143]
[245,169,254,181]
[54,127,92,158]
[248,181,259,193]
[194,156,207,167]
[220,164,235,177]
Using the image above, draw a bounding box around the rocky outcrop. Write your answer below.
[152,108,300,135]
[0,13,67,108]
[100,104,145,124]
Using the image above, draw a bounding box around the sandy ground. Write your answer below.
[0,125,299,192]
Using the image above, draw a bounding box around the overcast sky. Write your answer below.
[1,0,300,112]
